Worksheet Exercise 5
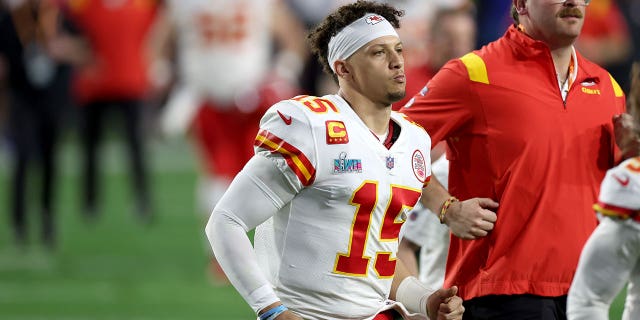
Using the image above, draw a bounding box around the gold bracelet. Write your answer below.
[439,196,459,224]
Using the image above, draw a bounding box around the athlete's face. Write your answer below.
[346,35,406,105]
[518,0,586,48]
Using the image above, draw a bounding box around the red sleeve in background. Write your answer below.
[400,59,477,148]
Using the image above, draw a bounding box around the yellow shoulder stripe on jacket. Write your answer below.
[609,73,624,97]
[460,53,489,84]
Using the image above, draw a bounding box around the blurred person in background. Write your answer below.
[390,0,475,108]
[284,0,348,96]
[0,0,73,250]
[618,0,640,63]
[575,0,633,91]
[57,0,162,223]
[154,0,307,283]
[0,2,6,138]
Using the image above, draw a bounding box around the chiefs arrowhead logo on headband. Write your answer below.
[327,12,399,73]
[365,14,385,25]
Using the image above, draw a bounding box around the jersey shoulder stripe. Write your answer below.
[255,129,316,186]
[593,202,638,219]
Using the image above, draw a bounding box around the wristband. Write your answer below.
[259,304,287,320]
[439,196,459,224]
[396,276,434,316]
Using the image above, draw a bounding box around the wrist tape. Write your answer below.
[396,276,435,316]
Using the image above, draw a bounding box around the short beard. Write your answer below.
[387,90,406,104]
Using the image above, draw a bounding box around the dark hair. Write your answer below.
[307,0,404,81]
[511,4,519,25]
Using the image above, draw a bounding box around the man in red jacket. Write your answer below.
[61,0,160,222]
[403,0,626,318]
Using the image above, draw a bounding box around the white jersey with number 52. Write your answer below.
[252,94,432,319]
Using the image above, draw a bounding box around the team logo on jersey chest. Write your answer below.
[333,152,362,174]
[412,150,427,182]
[326,120,349,144]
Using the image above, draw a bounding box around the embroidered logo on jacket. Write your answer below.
[326,120,349,144]
[581,87,601,95]
[333,152,362,174]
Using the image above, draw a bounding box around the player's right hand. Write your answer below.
[443,198,498,240]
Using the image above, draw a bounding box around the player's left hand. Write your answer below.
[426,286,464,320]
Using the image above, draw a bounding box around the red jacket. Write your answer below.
[401,25,626,300]
[63,0,158,104]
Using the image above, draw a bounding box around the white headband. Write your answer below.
[327,13,399,73]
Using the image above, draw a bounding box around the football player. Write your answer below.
[205,1,465,319]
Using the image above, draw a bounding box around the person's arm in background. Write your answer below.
[44,1,92,67]
[270,0,308,85]
[614,113,640,161]
[144,1,174,96]
[396,238,420,277]
[615,62,640,160]
[8,0,64,54]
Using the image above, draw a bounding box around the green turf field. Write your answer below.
[0,134,254,319]
[0,133,627,319]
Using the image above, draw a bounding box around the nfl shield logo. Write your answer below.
[385,156,394,170]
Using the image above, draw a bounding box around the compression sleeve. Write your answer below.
[205,155,297,313]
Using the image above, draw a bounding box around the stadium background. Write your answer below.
[0,136,256,319]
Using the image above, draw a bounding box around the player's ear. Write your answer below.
[514,0,527,15]
[334,61,350,79]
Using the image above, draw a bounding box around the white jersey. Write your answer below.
[567,157,640,320]
[594,156,640,222]
[401,155,449,288]
[253,94,432,319]
[167,0,273,103]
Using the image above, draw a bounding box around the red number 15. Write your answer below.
[333,181,422,278]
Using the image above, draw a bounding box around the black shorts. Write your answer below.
[463,294,567,320]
